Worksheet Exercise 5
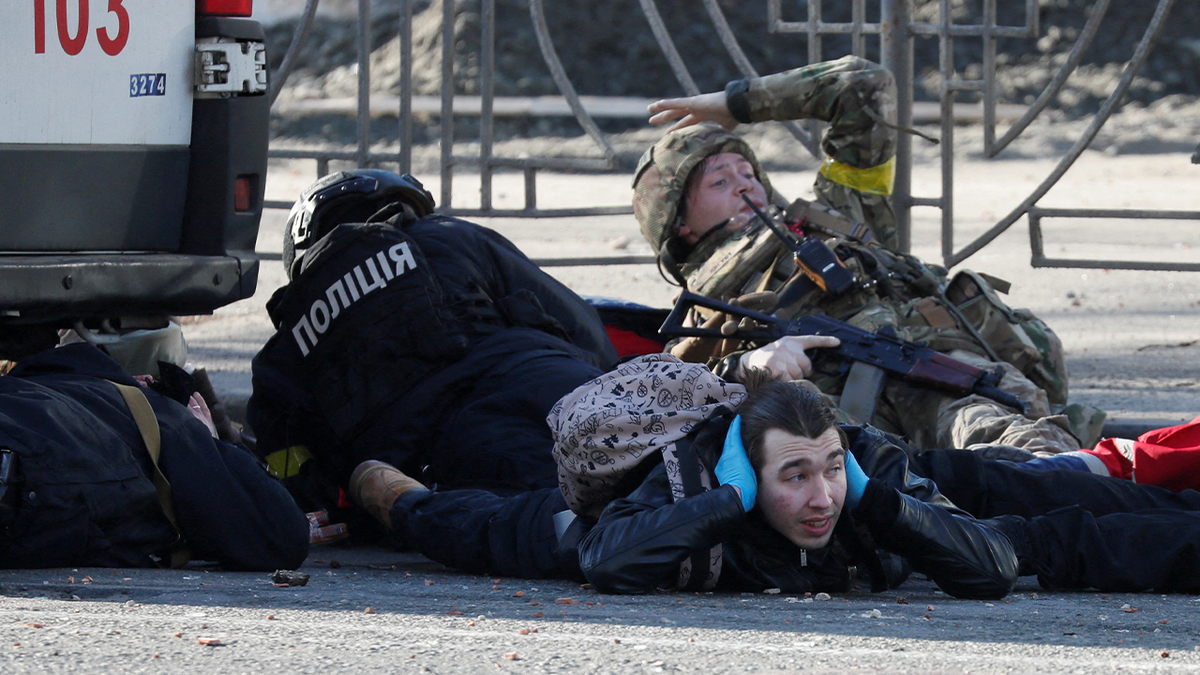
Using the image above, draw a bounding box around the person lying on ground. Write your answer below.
[0,343,309,570]
[632,55,1105,456]
[574,370,1200,595]
[253,169,1200,597]
[351,358,1200,598]
[247,169,619,537]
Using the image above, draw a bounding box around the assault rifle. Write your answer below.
[659,290,1029,414]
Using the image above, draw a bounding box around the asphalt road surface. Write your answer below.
[0,549,1198,674]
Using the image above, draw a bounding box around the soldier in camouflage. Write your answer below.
[633,56,1105,456]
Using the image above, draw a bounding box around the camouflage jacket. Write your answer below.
[679,218,1069,410]
[678,57,1069,408]
[724,55,900,250]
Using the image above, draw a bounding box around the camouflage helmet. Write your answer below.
[632,123,774,252]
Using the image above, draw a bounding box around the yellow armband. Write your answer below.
[819,155,895,195]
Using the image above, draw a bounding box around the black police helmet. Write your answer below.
[283,169,436,279]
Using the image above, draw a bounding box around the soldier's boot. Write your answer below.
[348,460,427,530]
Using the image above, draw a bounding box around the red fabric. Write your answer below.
[604,326,666,359]
[1087,416,1200,492]
[1131,417,1200,491]
[1083,443,1131,480]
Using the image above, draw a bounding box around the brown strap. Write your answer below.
[754,251,788,294]
[862,105,941,145]
[668,308,729,364]
[976,272,1012,295]
[111,382,191,568]
[784,197,875,242]
[914,297,959,330]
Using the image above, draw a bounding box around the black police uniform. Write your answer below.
[248,216,617,550]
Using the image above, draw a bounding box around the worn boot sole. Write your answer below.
[348,460,427,529]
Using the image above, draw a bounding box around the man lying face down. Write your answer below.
[576,368,1200,597]
[575,370,1021,599]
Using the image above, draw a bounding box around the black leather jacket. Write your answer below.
[578,422,1018,599]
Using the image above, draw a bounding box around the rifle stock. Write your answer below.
[659,291,1029,414]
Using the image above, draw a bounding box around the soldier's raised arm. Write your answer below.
[648,92,737,132]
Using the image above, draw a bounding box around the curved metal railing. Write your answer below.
[947,0,1190,269]
[264,0,1195,271]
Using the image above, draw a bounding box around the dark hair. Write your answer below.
[676,154,714,235]
[737,368,846,473]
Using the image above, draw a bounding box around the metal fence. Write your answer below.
[265,0,1198,271]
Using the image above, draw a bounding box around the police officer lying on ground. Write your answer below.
[254,169,1200,597]
[248,169,618,543]
[0,343,309,570]
[632,56,1105,457]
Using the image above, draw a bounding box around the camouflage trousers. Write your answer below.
[849,350,1090,459]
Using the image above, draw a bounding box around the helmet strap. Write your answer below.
[655,237,691,289]
[689,218,729,248]
[368,200,422,226]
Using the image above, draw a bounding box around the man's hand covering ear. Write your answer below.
[716,415,757,512]
[844,449,869,509]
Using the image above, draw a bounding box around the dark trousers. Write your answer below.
[1019,507,1200,592]
[915,448,1200,517]
[917,449,1200,592]
[390,486,577,580]
[390,445,1200,590]
[423,350,601,494]
[385,349,599,579]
